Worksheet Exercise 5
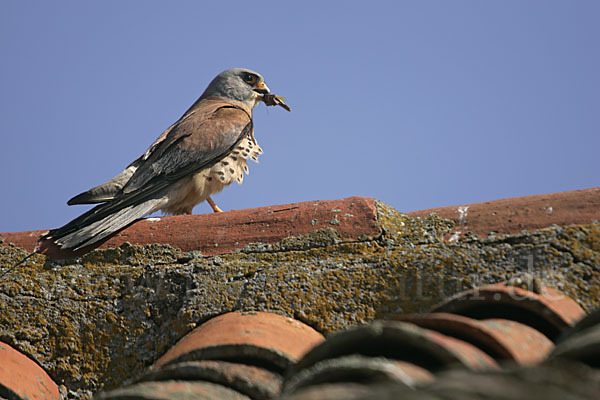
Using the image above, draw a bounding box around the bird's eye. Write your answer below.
[242,73,257,84]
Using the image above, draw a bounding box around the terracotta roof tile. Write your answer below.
[432,283,585,341]
[0,341,59,400]
[285,320,499,383]
[282,355,432,394]
[151,311,324,373]
[4,187,599,259]
[394,312,553,365]
[2,196,380,260]
[138,360,281,400]
[95,380,250,400]
[279,382,425,400]
[279,282,597,399]
[549,308,600,369]
[407,186,600,239]
[423,361,600,400]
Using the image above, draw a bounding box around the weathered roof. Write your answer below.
[0,188,599,398]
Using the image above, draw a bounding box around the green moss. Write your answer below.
[241,227,343,253]
[374,200,455,245]
[79,242,182,267]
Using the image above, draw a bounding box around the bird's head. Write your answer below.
[201,68,270,108]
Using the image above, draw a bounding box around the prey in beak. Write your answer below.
[261,93,291,112]
[252,78,291,112]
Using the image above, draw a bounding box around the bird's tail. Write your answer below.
[41,198,161,251]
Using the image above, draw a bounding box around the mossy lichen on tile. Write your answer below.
[0,200,598,397]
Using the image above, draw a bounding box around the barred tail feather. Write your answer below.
[45,199,161,250]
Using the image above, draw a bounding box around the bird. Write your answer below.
[39,68,287,251]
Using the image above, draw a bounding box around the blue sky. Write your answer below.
[1,1,598,233]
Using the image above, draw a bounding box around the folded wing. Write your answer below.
[43,98,253,250]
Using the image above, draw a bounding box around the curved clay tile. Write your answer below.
[432,283,585,341]
[0,341,59,400]
[3,197,381,260]
[151,311,324,372]
[395,312,553,365]
[407,187,600,239]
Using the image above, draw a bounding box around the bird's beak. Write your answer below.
[253,81,270,94]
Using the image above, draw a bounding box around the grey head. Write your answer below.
[200,68,270,107]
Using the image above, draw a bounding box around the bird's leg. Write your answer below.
[207,196,224,213]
